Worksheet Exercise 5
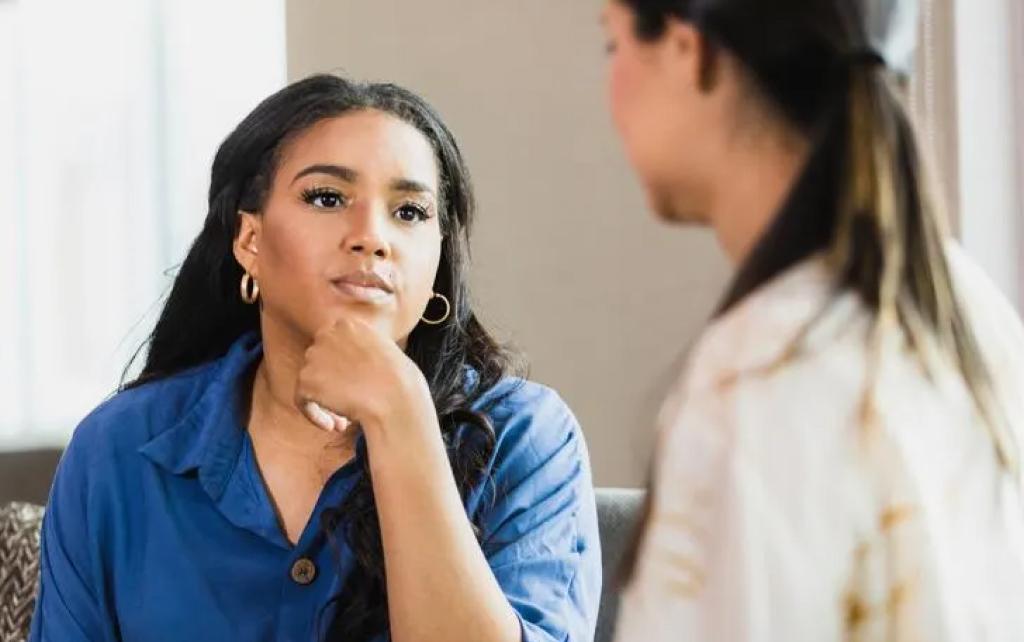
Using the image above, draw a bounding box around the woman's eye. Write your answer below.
[301,188,346,209]
[395,204,430,224]
[604,40,618,55]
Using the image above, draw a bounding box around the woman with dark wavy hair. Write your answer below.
[600,0,1024,640]
[30,74,601,642]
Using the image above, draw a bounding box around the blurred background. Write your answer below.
[0,0,1021,490]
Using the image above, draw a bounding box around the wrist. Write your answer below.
[361,373,440,447]
[363,411,452,493]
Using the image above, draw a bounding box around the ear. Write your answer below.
[232,211,262,277]
[661,19,720,93]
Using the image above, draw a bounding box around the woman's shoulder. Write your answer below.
[666,245,1021,455]
[946,243,1024,370]
[686,256,869,392]
[466,376,598,550]
[471,376,589,481]
[63,359,224,469]
[945,242,1024,433]
[474,377,580,438]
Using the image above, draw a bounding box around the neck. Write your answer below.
[250,317,348,455]
[703,124,809,265]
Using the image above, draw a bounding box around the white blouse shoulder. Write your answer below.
[615,246,1024,642]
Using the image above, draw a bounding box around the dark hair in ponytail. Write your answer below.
[123,74,518,641]
[616,0,1017,578]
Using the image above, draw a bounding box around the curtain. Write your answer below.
[0,0,286,447]
[911,0,1023,308]
[910,0,961,230]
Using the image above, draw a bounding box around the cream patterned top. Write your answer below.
[615,245,1024,642]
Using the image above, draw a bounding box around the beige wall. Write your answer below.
[286,0,730,487]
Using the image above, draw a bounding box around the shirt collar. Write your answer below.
[686,256,862,391]
[138,332,263,501]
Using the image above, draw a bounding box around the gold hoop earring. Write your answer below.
[240,272,260,305]
[420,292,451,325]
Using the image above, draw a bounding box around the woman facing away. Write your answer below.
[600,0,1024,639]
[30,75,601,642]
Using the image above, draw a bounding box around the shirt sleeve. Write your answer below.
[476,385,602,642]
[29,433,118,642]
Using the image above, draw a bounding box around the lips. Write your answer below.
[330,269,394,304]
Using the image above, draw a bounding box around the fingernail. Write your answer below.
[331,413,351,433]
[304,401,335,432]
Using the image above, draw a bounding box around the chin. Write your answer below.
[329,302,388,323]
[644,184,706,226]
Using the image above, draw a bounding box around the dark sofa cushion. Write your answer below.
[0,450,62,506]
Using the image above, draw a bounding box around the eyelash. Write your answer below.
[300,186,433,224]
[395,203,432,224]
[301,186,347,209]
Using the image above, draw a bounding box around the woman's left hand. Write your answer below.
[295,318,438,440]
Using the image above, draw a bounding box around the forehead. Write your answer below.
[602,1,633,29]
[277,110,440,188]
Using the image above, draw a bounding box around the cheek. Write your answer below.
[608,57,636,140]
[260,217,323,278]
[398,232,443,309]
[256,215,339,321]
[608,56,661,176]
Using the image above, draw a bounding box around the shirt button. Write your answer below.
[290,557,317,585]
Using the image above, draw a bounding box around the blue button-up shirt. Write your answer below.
[29,333,601,641]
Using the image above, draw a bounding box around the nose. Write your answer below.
[342,202,391,259]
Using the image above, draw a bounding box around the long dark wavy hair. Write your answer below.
[616,0,1017,578]
[123,74,518,640]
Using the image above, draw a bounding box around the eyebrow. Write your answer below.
[291,163,436,198]
[291,164,358,185]
[390,178,435,198]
